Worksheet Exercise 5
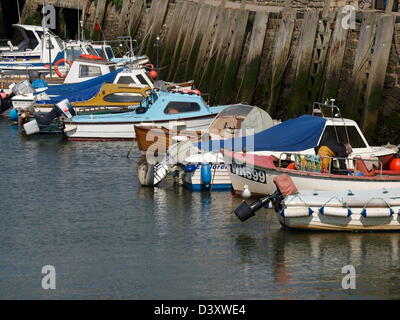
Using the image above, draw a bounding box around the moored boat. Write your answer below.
[234,174,400,232]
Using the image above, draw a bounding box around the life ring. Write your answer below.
[144,63,155,72]
[79,54,103,60]
[54,59,72,78]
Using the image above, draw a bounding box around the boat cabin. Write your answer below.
[0,24,64,65]
[63,58,118,84]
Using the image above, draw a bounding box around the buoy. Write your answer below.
[286,162,295,170]
[54,59,72,78]
[185,164,197,172]
[149,70,158,79]
[79,54,103,60]
[241,185,251,198]
[200,163,212,186]
[9,109,18,122]
[390,158,400,171]
[144,64,155,72]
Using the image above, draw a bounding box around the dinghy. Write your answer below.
[234,174,400,232]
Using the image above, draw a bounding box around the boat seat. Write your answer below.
[353,157,375,176]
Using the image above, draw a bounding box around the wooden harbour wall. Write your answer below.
[127,0,400,144]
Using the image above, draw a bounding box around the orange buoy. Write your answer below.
[79,54,103,60]
[286,162,295,170]
[390,158,400,171]
[149,70,158,79]
[145,63,155,72]
[54,59,72,78]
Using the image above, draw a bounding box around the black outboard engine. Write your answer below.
[24,99,76,135]
[35,101,76,126]
[234,190,281,222]
[0,92,15,114]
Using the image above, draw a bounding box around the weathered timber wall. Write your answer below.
[129,1,400,144]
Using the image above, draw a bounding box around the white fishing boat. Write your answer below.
[234,174,400,232]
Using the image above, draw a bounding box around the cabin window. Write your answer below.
[109,66,116,72]
[319,125,367,148]
[79,65,102,78]
[103,93,144,103]
[137,74,151,86]
[164,102,201,115]
[95,48,107,59]
[66,47,83,61]
[25,31,39,50]
[85,45,98,56]
[105,47,115,60]
[117,76,134,84]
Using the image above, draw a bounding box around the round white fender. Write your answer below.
[280,207,313,217]
[361,207,394,218]
[319,207,352,217]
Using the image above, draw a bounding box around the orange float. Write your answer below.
[54,59,72,78]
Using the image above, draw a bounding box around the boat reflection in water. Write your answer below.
[234,221,400,299]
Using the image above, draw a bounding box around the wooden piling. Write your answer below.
[287,8,319,116]
[321,8,349,101]
[129,0,145,38]
[217,9,250,104]
[237,11,269,104]
[142,0,169,61]
[265,11,296,114]
[361,14,395,139]
[347,11,377,122]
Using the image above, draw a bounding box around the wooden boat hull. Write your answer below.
[134,125,202,154]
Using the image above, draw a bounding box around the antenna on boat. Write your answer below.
[17,0,21,24]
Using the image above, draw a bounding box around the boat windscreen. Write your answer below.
[213,104,254,118]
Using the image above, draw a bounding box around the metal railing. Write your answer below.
[278,152,383,176]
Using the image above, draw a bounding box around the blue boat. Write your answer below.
[62,88,230,140]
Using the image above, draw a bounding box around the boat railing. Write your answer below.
[277,152,383,176]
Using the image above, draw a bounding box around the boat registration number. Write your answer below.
[230,164,267,184]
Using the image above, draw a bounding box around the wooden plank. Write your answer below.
[361,14,395,139]
[321,8,349,101]
[192,8,219,84]
[197,8,229,94]
[347,11,377,122]
[217,9,250,104]
[170,3,201,82]
[183,4,214,81]
[287,8,319,116]
[159,1,185,79]
[237,11,269,104]
[306,9,336,107]
[265,11,296,114]
[142,0,169,60]
[91,0,107,38]
[129,0,145,38]
[207,9,238,100]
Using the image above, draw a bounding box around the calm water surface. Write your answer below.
[0,119,399,299]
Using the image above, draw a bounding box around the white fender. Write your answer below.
[319,207,352,217]
[280,207,313,217]
[361,207,394,218]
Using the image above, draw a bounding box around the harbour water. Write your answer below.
[0,119,399,299]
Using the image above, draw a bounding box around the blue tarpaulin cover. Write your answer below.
[35,83,104,104]
[36,68,123,97]
[198,115,327,152]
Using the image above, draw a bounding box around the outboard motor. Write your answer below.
[234,190,281,222]
[24,99,75,135]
